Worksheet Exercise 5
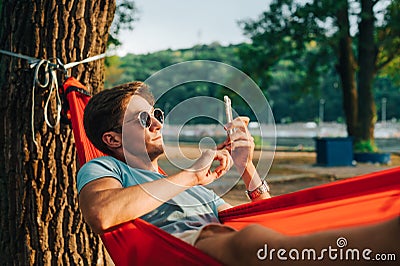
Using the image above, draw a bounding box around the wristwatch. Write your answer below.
[246,180,270,200]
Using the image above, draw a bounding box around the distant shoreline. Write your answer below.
[161,121,400,153]
[162,121,400,139]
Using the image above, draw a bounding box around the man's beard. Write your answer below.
[146,143,164,161]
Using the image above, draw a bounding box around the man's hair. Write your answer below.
[84,81,154,155]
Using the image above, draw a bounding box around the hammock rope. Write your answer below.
[0,49,106,147]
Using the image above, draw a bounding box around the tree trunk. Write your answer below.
[0,0,115,265]
[356,0,377,148]
[335,0,358,137]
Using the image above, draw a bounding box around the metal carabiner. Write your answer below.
[32,59,50,88]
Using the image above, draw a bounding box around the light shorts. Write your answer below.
[172,223,237,246]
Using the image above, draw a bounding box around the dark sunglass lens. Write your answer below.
[139,112,151,128]
[154,109,164,124]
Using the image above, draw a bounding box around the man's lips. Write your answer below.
[152,136,162,141]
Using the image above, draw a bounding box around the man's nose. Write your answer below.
[149,116,162,131]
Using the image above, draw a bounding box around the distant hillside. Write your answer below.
[105,43,400,124]
[105,42,243,87]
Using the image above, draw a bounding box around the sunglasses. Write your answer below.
[137,108,164,128]
[107,108,164,133]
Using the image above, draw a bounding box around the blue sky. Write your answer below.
[118,0,271,55]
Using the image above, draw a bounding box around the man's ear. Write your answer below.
[102,131,122,149]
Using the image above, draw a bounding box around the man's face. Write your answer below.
[122,95,164,163]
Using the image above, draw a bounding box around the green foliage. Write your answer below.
[104,56,124,88]
[354,140,378,153]
[104,41,399,125]
[237,0,400,142]
[253,135,263,149]
[106,43,243,86]
[376,0,400,72]
[380,57,400,86]
[238,0,337,97]
[105,43,249,124]
[108,0,138,48]
[104,0,399,131]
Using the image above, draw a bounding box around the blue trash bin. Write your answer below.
[315,137,354,166]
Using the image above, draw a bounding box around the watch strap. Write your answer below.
[246,180,270,200]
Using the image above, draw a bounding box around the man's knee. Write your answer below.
[195,224,285,265]
[227,225,266,257]
[234,224,278,240]
[230,224,286,254]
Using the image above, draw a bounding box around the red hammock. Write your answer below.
[64,77,400,266]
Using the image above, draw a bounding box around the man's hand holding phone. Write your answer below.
[220,96,271,199]
[220,96,255,170]
[223,116,255,171]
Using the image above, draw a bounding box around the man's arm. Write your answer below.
[79,149,231,234]
[217,202,233,212]
[80,171,196,234]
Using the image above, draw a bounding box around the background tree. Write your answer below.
[103,41,400,124]
[107,0,138,48]
[0,0,116,264]
[239,0,400,151]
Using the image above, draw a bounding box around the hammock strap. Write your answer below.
[0,49,106,146]
[63,53,106,70]
[30,59,63,146]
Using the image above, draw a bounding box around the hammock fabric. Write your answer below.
[64,77,400,266]
[62,77,107,164]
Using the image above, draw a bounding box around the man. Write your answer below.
[78,82,398,265]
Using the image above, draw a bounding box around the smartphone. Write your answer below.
[224,95,234,136]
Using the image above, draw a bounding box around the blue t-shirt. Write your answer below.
[77,156,226,235]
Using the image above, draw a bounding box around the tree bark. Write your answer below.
[335,0,358,137]
[356,0,377,147]
[0,0,115,265]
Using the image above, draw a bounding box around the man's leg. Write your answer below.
[195,217,399,265]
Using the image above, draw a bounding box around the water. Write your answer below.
[162,122,400,153]
[274,137,400,153]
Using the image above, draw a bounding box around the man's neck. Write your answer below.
[122,153,160,172]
